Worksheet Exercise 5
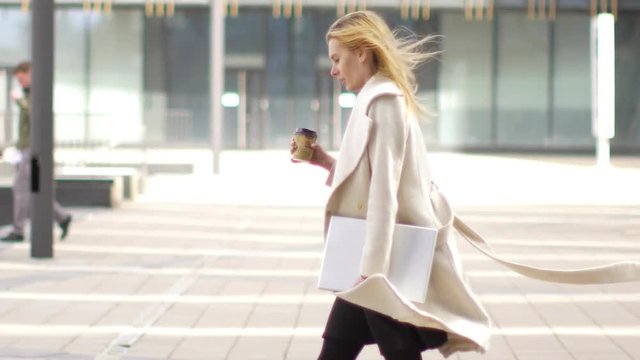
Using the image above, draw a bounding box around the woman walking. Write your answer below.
[292,10,491,359]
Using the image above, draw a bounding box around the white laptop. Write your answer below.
[318,216,438,303]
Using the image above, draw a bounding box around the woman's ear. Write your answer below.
[356,47,370,64]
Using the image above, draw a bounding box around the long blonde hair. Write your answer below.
[326,11,437,115]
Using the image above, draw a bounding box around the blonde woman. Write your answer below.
[291,11,491,359]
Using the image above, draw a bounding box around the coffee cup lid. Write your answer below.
[295,128,317,137]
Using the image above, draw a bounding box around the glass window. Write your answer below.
[1,4,637,153]
[226,9,266,55]
[144,8,210,145]
[264,15,290,149]
[377,10,441,146]
[55,9,88,145]
[551,13,592,147]
[614,11,640,149]
[0,8,30,64]
[438,12,493,147]
[292,14,318,137]
[496,12,550,147]
[89,9,144,145]
[413,15,441,146]
[264,13,321,149]
[0,7,30,142]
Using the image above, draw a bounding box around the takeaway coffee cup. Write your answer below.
[292,128,317,162]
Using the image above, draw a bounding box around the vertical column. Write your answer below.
[31,0,55,258]
[238,70,247,149]
[0,69,7,145]
[211,0,225,174]
[83,15,91,144]
[591,13,615,167]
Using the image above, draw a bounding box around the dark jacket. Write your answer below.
[15,88,30,149]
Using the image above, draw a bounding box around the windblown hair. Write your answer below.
[14,61,31,75]
[326,11,437,115]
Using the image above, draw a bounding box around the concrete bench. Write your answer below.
[0,169,131,220]
[0,162,13,177]
[55,175,124,208]
[57,166,141,201]
[0,181,12,226]
[84,162,193,175]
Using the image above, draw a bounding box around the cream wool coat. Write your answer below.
[323,73,491,357]
[323,73,640,357]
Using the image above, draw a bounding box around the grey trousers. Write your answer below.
[12,148,69,235]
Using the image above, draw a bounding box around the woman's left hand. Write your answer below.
[354,275,368,286]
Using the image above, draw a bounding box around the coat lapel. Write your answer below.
[329,112,372,193]
[327,74,403,202]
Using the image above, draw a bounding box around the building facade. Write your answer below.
[0,0,639,153]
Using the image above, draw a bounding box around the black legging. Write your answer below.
[318,299,446,360]
[318,338,364,360]
[318,338,422,360]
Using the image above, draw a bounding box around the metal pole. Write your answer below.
[238,70,247,149]
[83,15,91,145]
[0,69,7,145]
[30,0,55,258]
[210,0,224,174]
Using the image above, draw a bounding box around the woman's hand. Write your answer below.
[10,89,23,101]
[289,137,298,158]
[290,139,335,171]
[354,275,368,286]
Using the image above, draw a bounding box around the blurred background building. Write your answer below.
[0,0,639,154]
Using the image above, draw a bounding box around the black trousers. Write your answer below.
[319,298,447,360]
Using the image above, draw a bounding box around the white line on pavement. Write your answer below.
[94,259,209,360]
[6,244,639,260]
[10,230,640,247]
[65,228,322,244]
[0,263,637,279]
[459,215,640,226]
[478,239,640,249]
[9,244,321,258]
[0,292,638,304]
[0,263,318,277]
[0,324,638,337]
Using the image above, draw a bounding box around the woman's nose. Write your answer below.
[330,66,338,77]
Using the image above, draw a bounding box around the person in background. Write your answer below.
[1,61,72,242]
[291,11,490,360]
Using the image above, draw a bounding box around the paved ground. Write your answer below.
[0,151,639,360]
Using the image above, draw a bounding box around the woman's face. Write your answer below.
[328,38,373,92]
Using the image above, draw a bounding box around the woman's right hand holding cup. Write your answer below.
[290,137,334,171]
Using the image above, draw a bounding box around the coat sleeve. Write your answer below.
[360,95,408,276]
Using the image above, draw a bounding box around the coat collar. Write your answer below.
[329,73,403,195]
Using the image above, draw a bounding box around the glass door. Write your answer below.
[224,69,267,149]
[315,69,344,150]
[245,70,267,149]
